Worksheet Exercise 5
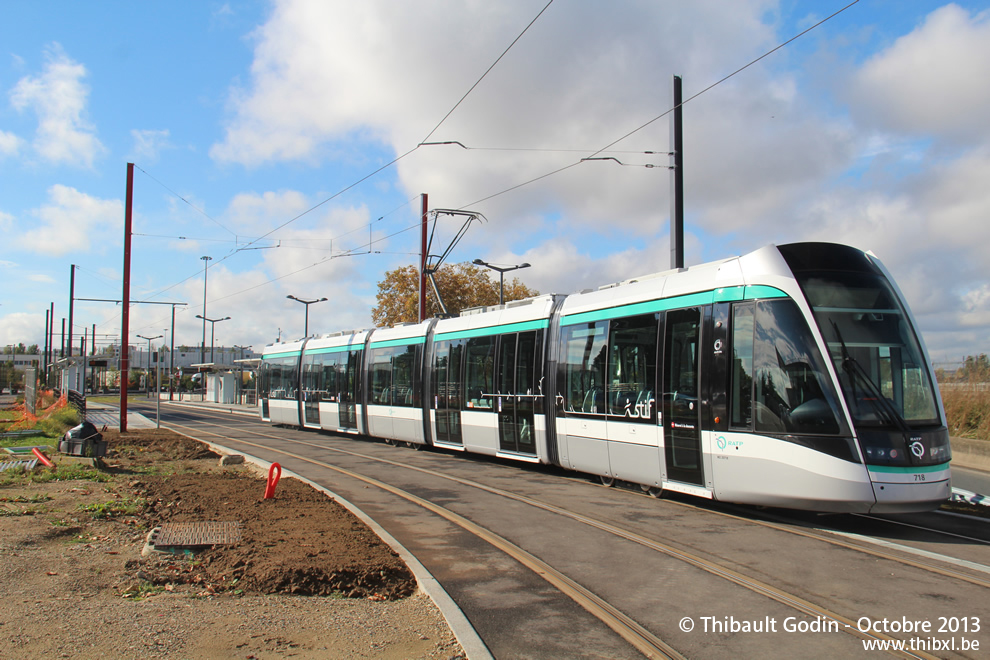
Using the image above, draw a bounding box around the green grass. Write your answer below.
[0,462,113,488]
[78,496,144,519]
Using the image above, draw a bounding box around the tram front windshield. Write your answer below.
[796,271,939,428]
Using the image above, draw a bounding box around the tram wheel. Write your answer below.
[384,438,394,446]
[641,485,662,498]
[599,475,615,487]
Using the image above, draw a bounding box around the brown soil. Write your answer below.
[0,428,464,659]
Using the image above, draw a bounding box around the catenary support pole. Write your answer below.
[67,264,75,358]
[420,193,429,322]
[670,75,684,270]
[121,163,134,432]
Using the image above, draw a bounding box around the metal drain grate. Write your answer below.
[151,521,242,547]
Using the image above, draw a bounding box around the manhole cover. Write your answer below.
[151,521,242,548]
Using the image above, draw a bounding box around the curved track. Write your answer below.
[144,402,989,659]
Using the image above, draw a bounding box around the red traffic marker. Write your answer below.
[264,463,281,499]
[32,447,55,468]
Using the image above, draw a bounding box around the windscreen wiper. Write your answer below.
[831,322,911,434]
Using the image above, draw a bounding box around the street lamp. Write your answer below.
[286,295,327,337]
[200,255,212,364]
[472,259,531,305]
[136,334,162,397]
[195,315,230,364]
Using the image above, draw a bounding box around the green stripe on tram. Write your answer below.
[306,344,364,355]
[368,336,427,349]
[867,463,950,474]
[434,318,549,342]
[263,350,301,360]
[561,286,788,326]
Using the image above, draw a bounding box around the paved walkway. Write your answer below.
[85,401,163,430]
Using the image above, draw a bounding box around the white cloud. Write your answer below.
[848,4,990,143]
[130,129,171,163]
[18,185,122,256]
[0,130,22,157]
[9,43,105,168]
[224,189,311,234]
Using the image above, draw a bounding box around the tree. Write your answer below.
[372,262,539,327]
[960,354,990,382]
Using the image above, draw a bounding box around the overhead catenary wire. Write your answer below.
[114,1,856,338]
[462,0,861,209]
[116,1,557,334]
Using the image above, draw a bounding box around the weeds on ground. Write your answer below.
[0,463,113,488]
[78,496,144,519]
[941,385,990,440]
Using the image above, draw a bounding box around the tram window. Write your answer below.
[301,353,322,402]
[370,347,393,405]
[265,356,297,400]
[449,340,464,410]
[752,300,841,434]
[559,321,608,414]
[730,305,755,428]
[465,336,495,410]
[342,350,361,404]
[391,344,419,407]
[433,342,448,407]
[515,331,540,397]
[607,314,658,422]
[433,339,465,410]
[320,354,339,402]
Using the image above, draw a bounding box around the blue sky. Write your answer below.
[2,1,990,365]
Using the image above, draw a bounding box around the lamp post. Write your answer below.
[286,295,327,337]
[200,255,212,364]
[195,315,230,364]
[136,334,162,398]
[472,259,531,305]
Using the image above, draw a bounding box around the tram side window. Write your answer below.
[301,353,322,402]
[465,336,495,410]
[266,356,297,400]
[433,339,465,410]
[449,340,464,410]
[391,344,420,407]
[752,300,842,434]
[515,331,541,398]
[607,314,658,422]
[370,347,394,405]
[730,305,755,428]
[343,350,361,403]
[320,353,340,402]
[559,321,608,414]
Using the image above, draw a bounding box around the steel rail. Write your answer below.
[160,411,938,659]
[165,418,683,660]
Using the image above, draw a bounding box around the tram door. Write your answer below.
[339,350,360,431]
[433,339,464,445]
[663,307,704,485]
[496,332,539,455]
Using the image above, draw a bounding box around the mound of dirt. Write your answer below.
[105,428,417,599]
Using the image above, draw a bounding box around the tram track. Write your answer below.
[154,406,963,659]
[660,500,990,590]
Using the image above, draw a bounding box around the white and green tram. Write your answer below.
[260,243,952,513]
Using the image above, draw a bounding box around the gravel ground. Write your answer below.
[0,428,466,659]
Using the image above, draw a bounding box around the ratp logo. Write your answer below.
[910,441,925,459]
[716,436,727,450]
